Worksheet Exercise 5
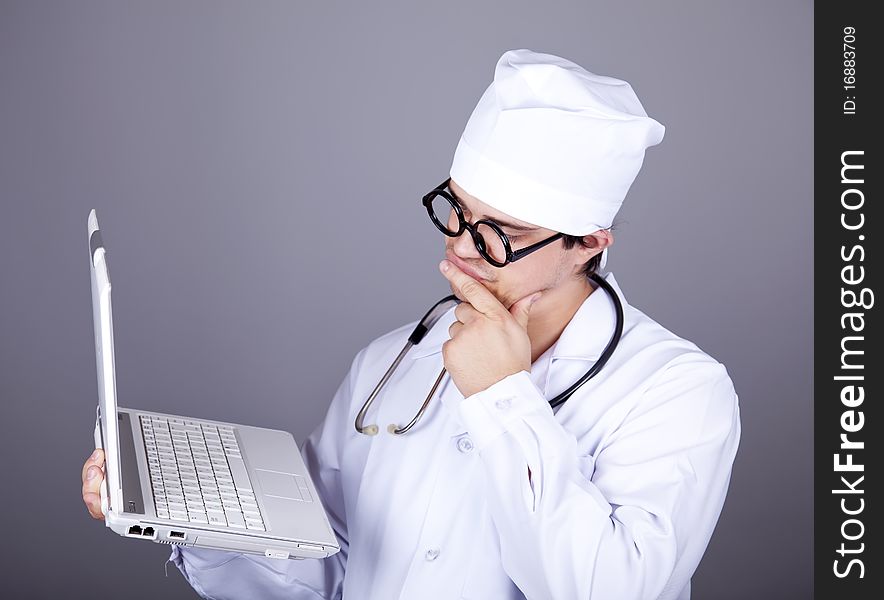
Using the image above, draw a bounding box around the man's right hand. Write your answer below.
[82,448,106,520]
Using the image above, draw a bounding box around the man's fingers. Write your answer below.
[440,260,504,317]
[454,302,480,324]
[81,448,105,482]
[83,491,104,520]
[448,321,463,339]
[510,291,542,330]
[82,464,104,496]
[82,449,106,520]
[82,463,106,520]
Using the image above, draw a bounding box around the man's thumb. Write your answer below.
[510,292,542,329]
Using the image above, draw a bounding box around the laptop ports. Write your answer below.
[126,525,157,539]
[168,530,186,540]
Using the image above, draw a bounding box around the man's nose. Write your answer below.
[450,227,483,260]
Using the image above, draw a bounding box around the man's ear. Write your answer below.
[577,229,614,259]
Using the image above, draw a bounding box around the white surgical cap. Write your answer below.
[450,48,665,244]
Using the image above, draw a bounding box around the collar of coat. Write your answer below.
[409,271,626,363]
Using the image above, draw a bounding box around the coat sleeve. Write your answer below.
[169,350,367,600]
[456,361,740,600]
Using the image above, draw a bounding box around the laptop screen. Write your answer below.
[88,210,122,513]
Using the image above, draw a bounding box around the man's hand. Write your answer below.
[439,260,541,398]
[82,448,106,520]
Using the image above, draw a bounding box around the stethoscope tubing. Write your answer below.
[354,272,624,435]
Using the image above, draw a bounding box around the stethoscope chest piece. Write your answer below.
[354,295,458,436]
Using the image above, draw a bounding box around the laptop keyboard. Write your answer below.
[140,416,265,531]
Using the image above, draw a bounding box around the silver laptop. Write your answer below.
[87,209,340,560]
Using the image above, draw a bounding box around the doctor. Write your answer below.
[82,49,740,599]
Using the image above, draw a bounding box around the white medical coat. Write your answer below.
[171,272,741,599]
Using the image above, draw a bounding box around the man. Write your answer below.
[82,49,740,599]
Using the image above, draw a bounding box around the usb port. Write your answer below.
[169,531,186,540]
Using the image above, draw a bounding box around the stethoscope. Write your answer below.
[354,272,625,436]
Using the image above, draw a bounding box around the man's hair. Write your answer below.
[560,228,614,278]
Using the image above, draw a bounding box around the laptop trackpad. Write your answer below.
[256,469,304,500]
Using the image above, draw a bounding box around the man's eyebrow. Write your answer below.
[447,186,538,231]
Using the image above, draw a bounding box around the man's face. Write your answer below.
[442,179,595,309]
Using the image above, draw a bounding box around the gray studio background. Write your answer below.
[0,1,812,598]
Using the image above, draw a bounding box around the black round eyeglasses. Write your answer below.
[422,178,564,268]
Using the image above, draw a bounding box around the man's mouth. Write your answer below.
[445,251,489,281]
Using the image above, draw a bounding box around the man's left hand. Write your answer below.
[439,259,541,398]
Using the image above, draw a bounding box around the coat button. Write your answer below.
[495,397,513,410]
[425,548,440,561]
[456,436,474,454]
